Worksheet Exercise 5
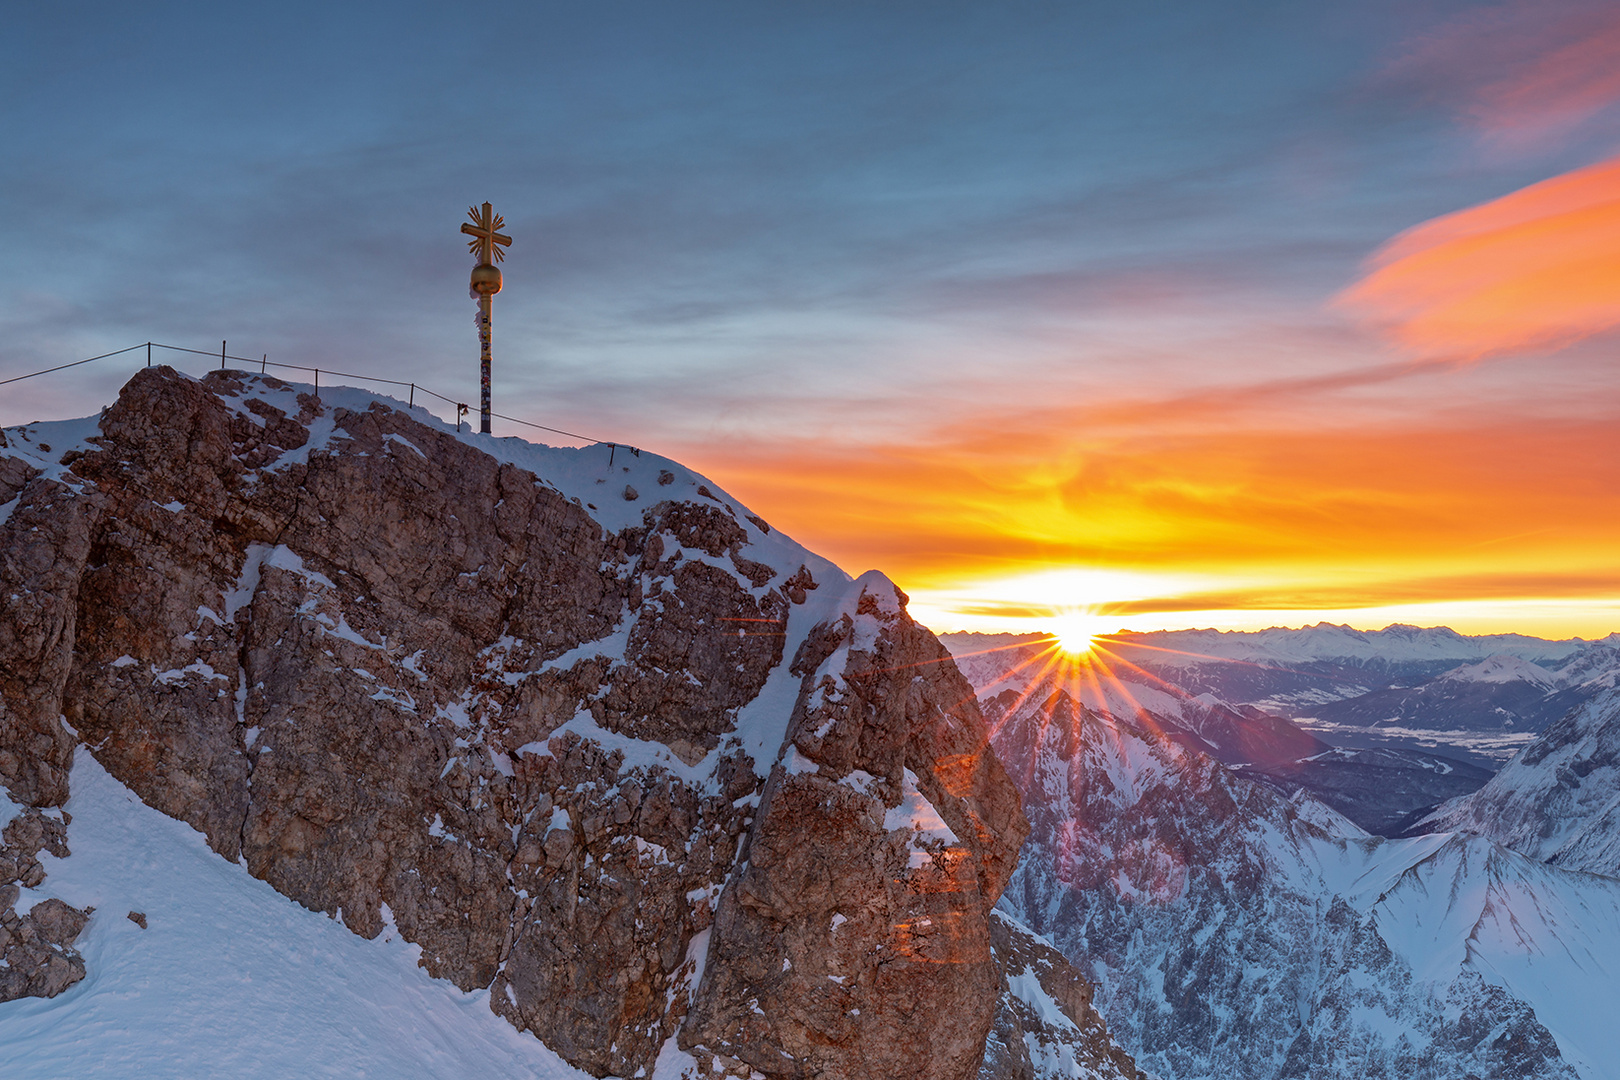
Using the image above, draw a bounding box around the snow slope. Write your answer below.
[1366,835,1620,1080]
[1,749,590,1080]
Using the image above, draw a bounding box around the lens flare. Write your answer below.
[1050,614,1103,655]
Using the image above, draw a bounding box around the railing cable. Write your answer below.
[1,341,636,453]
[0,344,148,387]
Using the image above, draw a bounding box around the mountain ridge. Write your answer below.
[983,683,1618,1080]
[1420,686,1620,879]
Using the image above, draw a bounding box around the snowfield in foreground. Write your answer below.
[0,748,589,1080]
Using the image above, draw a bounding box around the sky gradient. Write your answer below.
[4,1,1620,638]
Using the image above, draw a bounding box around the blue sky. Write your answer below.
[0,1,1542,425]
[6,1,1620,636]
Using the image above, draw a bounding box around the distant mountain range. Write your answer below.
[1098,622,1600,670]
[1102,626,1620,760]
[942,623,1620,1078]
[986,686,1618,1080]
[943,625,1620,833]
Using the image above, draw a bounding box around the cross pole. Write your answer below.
[461,202,511,434]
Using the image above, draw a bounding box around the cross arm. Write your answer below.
[461,223,512,245]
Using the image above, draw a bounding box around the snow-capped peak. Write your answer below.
[1437,653,1561,690]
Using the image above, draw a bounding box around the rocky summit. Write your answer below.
[0,367,1139,1080]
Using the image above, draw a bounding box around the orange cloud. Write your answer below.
[1338,155,1620,358]
[679,393,1620,636]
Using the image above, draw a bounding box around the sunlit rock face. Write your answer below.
[0,366,1040,1080]
[683,581,1027,1080]
[985,689,1605,1080]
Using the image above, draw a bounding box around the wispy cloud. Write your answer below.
[1387,0,1620,152]
[1342,1,1620,360]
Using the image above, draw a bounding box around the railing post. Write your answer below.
[221,340,226,370]
[147,342,151,367]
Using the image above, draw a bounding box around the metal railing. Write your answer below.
[1,341,639,454]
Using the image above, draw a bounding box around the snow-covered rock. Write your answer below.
[1422,686,1620,879]
[1439,653,1563,689]
[986,687,1617,1080]
[1556,643,1620,691]
[978,912,1142,1080]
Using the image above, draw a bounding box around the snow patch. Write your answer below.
[0,749,592,1080]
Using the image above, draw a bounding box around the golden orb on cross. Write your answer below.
[470,262,503,296]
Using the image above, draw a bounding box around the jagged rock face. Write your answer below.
[977,913,1142,1080]
[1277,903,1573,1080]
[1423,686,1620,877]
[985,689,1593,1080]
[0,460,94,808]
[0,367,1032,1080]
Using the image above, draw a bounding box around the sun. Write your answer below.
[1050,615,1103,655]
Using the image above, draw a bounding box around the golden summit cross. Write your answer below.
[461,203,510,265]
[461,202,511,434]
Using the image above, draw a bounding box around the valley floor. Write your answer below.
[1289,716,1535,767]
